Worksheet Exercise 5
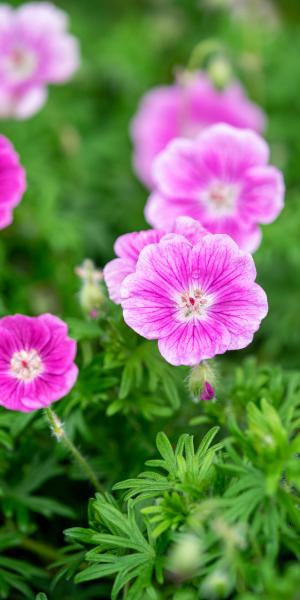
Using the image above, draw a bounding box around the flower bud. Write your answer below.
[208,56,232,90]
[167,534,202,578]
[75,259,105,316]
[200,568,233,599]
[213,518,247,551]
[201,381,215,401]
[188,361,217,403]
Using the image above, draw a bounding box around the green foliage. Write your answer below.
[0,0,300,599]
[65,371,300,598]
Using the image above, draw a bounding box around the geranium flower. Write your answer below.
[0,2,80,119]
[0,135,26,228]
[0,314,78,412]
[120,234,268,366]
[103,217,207,303]
[131,72,265,187]
[145,124,284,252]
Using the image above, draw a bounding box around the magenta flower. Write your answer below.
[120,234,268,366]
[0,314,78,412]
[200,381,215,401]
[103,217,208,304]
[145,124,284,252]
[0,135,26,228]
[0,2,79,119]
[131,72,265,187]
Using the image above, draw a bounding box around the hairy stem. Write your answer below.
[45,407,103,493]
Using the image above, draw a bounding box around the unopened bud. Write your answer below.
[200,568,233,599]
[167,534,202,577]
[200,381,215,401]
[208,56,232,90]
[75,259,105,316]
[188,361,217,403]
[213,518,247,551]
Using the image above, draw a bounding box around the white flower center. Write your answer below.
[202,182,238,216]
[177,288,211,321]
[5,47,37,83]
[10,349,43,382]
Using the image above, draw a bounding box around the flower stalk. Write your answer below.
[45,407,102,493]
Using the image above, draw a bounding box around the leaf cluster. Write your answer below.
[66,369,300,599]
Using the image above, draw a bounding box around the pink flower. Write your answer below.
[0,2,80,119]
[0,135,26,228]
[103,217,208,304]
[0,314,78,412]
[131,72,265,187]
[120,234,268,366]
[145,124,284,252]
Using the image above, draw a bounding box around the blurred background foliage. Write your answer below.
[1,0,300,599]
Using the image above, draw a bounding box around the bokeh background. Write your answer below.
[1,0,300,365]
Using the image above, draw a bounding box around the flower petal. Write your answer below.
[104,257,135,304]
[131,85,180,188]
[121,238,192,339]
[145,191,204,230]
[240,165,285,224]
[158,317,231,366]
[0,315,51,352]
[12,87,48,120]
[153,138,205,199]
[211,283,268,350]
[114,229,164,260]
[190,233,257,294]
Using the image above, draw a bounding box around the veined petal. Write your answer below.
[158,317,231,366]
[114,229,164,260]
[190,234,257,294]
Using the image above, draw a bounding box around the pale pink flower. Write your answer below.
[146,124,284,252]
[103,217,208,304]
[121,234,268,366]
[131,72,265,187]
[0,314,78,412]
[0,135,26,228]
[0,2,80,119]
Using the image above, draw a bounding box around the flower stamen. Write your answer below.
[10,349,43,382]
[178,288,210,320]
[203,182,238,216]
[5,46,37,83]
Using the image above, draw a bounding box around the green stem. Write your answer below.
[187,38,223,71]
[21,537,61,564]
[45,407,103,493]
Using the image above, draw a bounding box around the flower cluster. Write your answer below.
[0,2,80,413]
[104,69,284,367]
[0,5,285,409]
[0,2,79,119]
[131,71,265,188]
